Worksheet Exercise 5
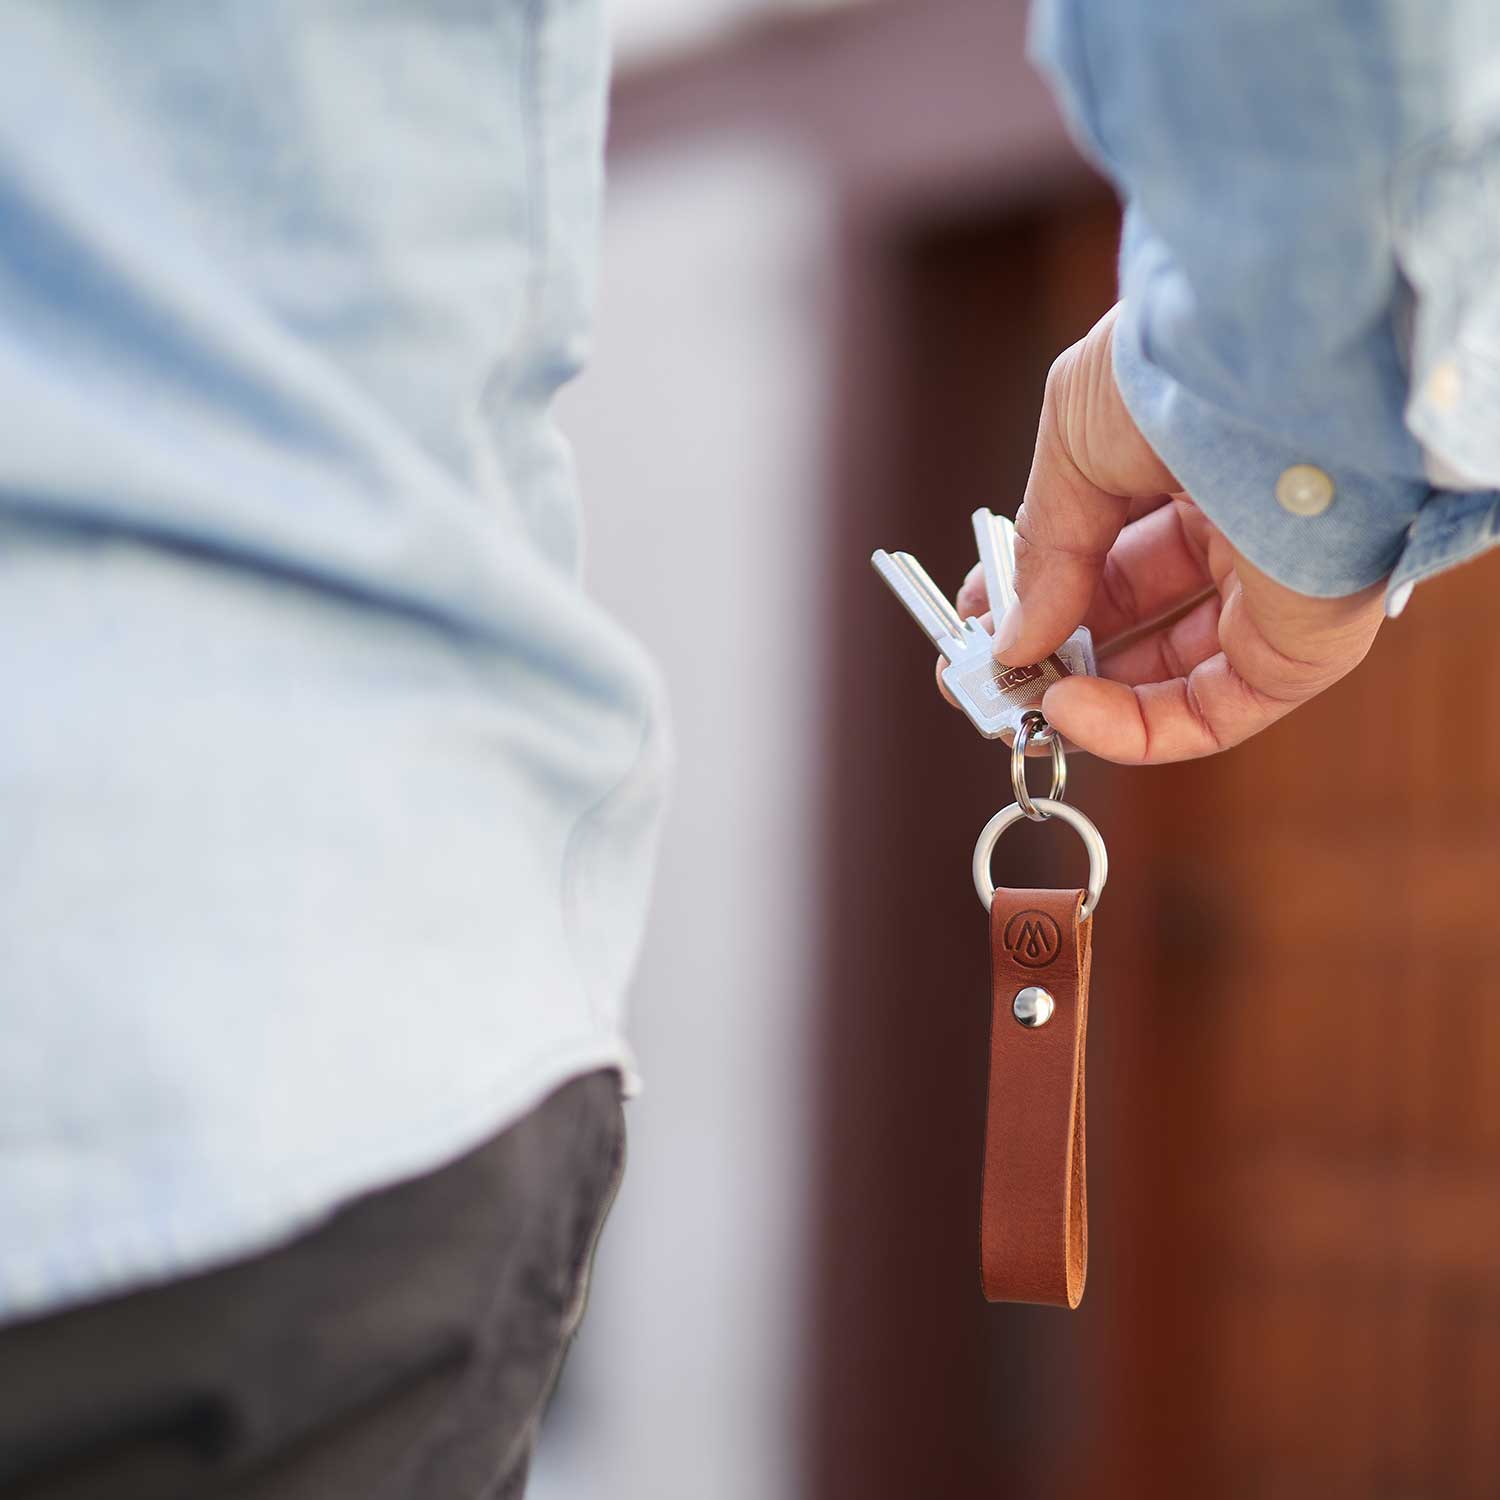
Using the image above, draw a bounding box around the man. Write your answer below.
[2,2,1498,1497]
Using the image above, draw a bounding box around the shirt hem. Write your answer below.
[0,1031,641,1328]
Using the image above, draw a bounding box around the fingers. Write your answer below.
[933,608,991,708]
[1037,675,1206,763]
[955,561,989,622]
[1220,552,1385,703]
[1080,497,1216,647]
[995,305,1178,667]
[945,496,1214,716]
[956,491,1177,628]
[1093,592,1222,687]
[935,654,954,707]
[1123,491,1177,526]
[995,429,1130,665]
[1044,559,1386,765]
[1040,656,1289,764]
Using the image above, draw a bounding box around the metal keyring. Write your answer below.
[1012,710,1066,822]
[972,798,1108,919]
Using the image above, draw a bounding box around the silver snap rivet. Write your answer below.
[1012,986,1055,1028]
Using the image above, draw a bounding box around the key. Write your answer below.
[971,507,1096,683]
[871,546,1049,740]
[872,525,1096,742]
[871,549,977,662]
[973,505,1018,618]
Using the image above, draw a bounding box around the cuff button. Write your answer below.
[1275,463,1335,517]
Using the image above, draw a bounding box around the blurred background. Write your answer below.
[530,1,1500,1497]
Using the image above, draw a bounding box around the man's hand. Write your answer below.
[940,305,1385,763]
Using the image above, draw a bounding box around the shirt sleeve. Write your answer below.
[1028,0,1500,614]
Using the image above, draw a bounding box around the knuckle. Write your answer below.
[1157,630,1189,685]
[1098,555,1141,630]
[1182,675,1228,753]
[1243,632,1335,701]
[1043,342,1080,404]
[1015,496,1109,565]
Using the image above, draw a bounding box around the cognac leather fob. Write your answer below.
[980,886,1092,1308]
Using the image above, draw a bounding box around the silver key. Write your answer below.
[873,524,1097,741]
[872,546,1053,740]
[973,506,1018,617]
[871,549,981,662]
[971,508,1097,681]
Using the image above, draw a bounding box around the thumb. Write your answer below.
[994,304,1179,666]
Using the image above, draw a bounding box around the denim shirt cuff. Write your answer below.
[1113,299,1434,610]
[1385,488,1500,616]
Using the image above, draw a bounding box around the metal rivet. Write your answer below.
[1274,464,1335,517]
[1012,986,1055,1028]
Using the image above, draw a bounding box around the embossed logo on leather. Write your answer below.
[1003,910,1062,969]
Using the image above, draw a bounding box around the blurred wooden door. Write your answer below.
[1146,552,1500,1500]
[808,185,1500,1500]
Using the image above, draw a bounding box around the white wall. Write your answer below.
[529,139,832,1499]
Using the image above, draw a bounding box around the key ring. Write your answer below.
[1012,710,1066,821]
[972,798,1108,919]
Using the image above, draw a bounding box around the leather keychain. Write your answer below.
[874,513,1110,1310]
[982,884,1092,1307]
[971,714,1107,1307]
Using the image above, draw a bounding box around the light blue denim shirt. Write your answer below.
[0,2,668,1321]
[1030,0,1500,615]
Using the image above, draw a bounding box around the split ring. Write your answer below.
[1012,711,1066,821]
[972,798,1108,920]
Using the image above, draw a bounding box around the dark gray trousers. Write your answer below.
[0,1070,627,1500]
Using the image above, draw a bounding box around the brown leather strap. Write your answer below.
[981,888,1092,1308]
